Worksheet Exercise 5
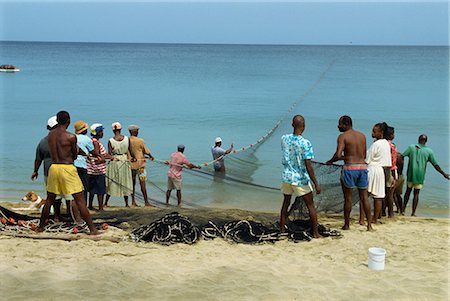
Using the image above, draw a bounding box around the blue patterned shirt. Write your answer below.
[281,134,314,185]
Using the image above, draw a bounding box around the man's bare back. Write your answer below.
[48,127,77,164]
[340,129,366,164]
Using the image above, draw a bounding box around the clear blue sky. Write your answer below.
[0,1,448,46]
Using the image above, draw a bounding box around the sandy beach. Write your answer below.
[0,204,448,301]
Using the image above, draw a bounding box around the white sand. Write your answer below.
[0,209,448,301]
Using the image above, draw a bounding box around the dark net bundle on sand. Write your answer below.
[125,210,342,245]
[1,206,342,244]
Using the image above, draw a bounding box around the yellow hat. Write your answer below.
[74,120,89,134]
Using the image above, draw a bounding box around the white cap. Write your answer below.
[215,137,222,143]
[47,116,57,128]
[112,122,122,130]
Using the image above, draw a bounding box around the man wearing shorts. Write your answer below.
[327,115,372,231]
[129,125,154,207]
[165,145,200,206]
[402,134,449,216]
[37,111,98,234]
[280,115,321,238]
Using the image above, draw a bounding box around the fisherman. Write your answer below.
[280,115,321,238]
[211,137,234,173]
[384,126,397,218]
[165,145,200,207]
[326,115,372,231]
[402,134,449,216]
[128,124,154,207]
[73,120,94,202]
[393,153,405,214]
[87,123,110,211]
[37,111,98,234]
[365,122,391,224]
[32,115,79,222]
[104,122,133,207]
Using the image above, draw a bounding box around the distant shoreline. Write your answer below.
[1,40,449,48]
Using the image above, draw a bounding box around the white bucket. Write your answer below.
[368,247,386,270]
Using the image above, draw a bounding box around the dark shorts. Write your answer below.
[77,167,89,190]
[88,174,106,194]
[341,165,368,189]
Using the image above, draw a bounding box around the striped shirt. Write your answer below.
[87,138,107,175]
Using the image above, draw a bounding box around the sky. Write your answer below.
[0,1,448,46]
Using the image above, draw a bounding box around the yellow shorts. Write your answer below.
[47,164,84,196]
[281,182,312,197]
[407,182,423,190]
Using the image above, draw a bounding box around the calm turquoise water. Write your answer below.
[0,42,448,216]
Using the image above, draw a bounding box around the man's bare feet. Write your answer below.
[131,203,140,207]
[341,225,350,230]
[144,202,153,207]
[89,229,100,235]
[312,233,323,238]
[36,226,45,233]
[359,220,365,226]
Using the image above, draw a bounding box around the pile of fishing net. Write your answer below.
[130,212,201,244]
[129,212,342,245]
[0,205,107,236]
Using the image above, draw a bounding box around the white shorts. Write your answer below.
[281,182,312,197]
[167,177,182,190]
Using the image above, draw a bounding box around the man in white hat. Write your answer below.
[211,137,234,173]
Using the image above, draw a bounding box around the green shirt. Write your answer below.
[402,144,438,184]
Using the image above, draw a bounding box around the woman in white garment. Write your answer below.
[366,122,392,224]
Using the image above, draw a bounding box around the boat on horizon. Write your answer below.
[0,65,20,72]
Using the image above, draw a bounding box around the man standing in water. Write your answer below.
[280,115,321,238]
[327,116,373,231]
[211,137,234,173]
[37,111,98,234]
[402,134,449,216]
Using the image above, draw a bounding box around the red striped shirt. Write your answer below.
[87,138,107,175]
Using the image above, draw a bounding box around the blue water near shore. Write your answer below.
[0,42,448,216]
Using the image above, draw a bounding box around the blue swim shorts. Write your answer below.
[341,164,368,189]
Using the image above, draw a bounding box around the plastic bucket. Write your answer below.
[368,247,386,270]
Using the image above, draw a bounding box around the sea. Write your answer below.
[0,41,448,217]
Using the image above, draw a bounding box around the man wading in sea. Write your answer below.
[211,137,234,173]
[280,115,322,238]
[327,116,373,231]
[402,134,449,216]
[37,111,98,234]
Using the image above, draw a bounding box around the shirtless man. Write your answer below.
[37,111,98,234]
[326,115,373,231]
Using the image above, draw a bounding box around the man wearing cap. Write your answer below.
[165,145,200,206]
[86,123,109,211]
[211,137,234,173]
[31,116,75,221]
[104,122,134,207]
[129,125,154,207]
[74,120,94,202]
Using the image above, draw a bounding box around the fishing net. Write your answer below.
[103,60,354,215]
